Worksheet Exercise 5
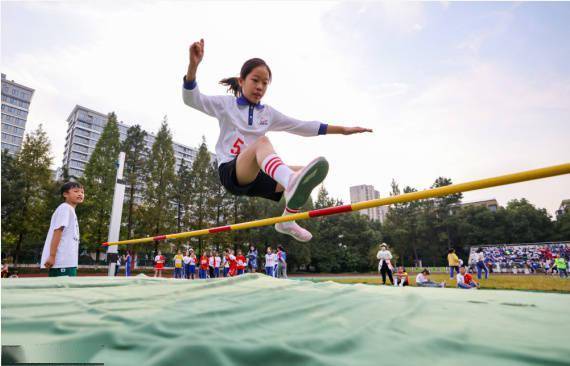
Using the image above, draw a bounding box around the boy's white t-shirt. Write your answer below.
[40,203,79,269]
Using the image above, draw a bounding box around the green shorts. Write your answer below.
[48,267,77,277]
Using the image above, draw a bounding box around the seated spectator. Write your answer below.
[415,269,445,288]
[394,267,409,287]
[457,266,479,289]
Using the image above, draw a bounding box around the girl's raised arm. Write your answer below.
[182,39,227,118]
[186,38,204,82]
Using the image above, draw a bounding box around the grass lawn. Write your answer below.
[300,273,570,293]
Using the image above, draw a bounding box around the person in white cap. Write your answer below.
[377,243,394,285]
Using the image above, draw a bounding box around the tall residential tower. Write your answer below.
[63,105,204,178]
[349,184,387,223]
[1,73,35,155]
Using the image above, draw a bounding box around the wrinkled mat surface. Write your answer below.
[2,274,569,366]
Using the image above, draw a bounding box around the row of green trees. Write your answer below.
[382,179,570,267]
[2,113,569,271]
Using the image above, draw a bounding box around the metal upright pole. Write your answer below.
[107,152,126,276]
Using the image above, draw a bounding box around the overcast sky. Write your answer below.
[2,1,569,216]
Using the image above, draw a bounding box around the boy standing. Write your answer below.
[41,182,84,277]
[173,250,184,279]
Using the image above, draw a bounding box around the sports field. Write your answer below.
[2,273,569,366]
[295,273,570,293]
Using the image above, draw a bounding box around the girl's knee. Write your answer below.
[255,135,271,145]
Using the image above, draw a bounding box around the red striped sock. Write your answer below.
[284,207,300,214]
[261,154,293,188]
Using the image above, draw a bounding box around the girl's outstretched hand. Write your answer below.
[342,126,373,135]
[189,39,204,66]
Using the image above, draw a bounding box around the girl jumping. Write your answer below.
[183,39,372,241]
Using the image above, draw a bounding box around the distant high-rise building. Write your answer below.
[349,184,387,223]
[556,199,570,219]
[460,199,499,212]
[62,105,211,178]
[1,73,35,155]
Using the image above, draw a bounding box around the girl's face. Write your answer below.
[239,66,270,104]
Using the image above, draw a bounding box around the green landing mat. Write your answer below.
[2,274,569,366]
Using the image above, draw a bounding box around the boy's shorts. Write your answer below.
[218,157,283,202]
[48,267,77,277]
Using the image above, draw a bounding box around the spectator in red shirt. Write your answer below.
[236,250,247,275]
[225,248,238,277]
[457,266,479,289]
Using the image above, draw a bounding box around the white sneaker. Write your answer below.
[275,220,313,242]
[284,157,329,209]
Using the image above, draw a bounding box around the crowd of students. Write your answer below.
[467,243,569,277]
[30,181,570,284]
[115,244,289,280]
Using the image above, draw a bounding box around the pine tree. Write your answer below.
[1,151,22,226]
[3,126,53,265]
[140,117,176,254]
[121,125,148,240]
[431,177,462,250]
[315,185,338,209]
[80,112,121,262]
[173,159,193,234]
[188,137,213,253]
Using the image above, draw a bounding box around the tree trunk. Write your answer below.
[96,211,104,265]
[14,232,24,267]
[177,201,182,233]
[14,192,30,267]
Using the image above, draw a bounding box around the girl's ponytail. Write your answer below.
[219,77,241,97]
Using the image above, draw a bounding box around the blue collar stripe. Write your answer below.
[236,95,264,110]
